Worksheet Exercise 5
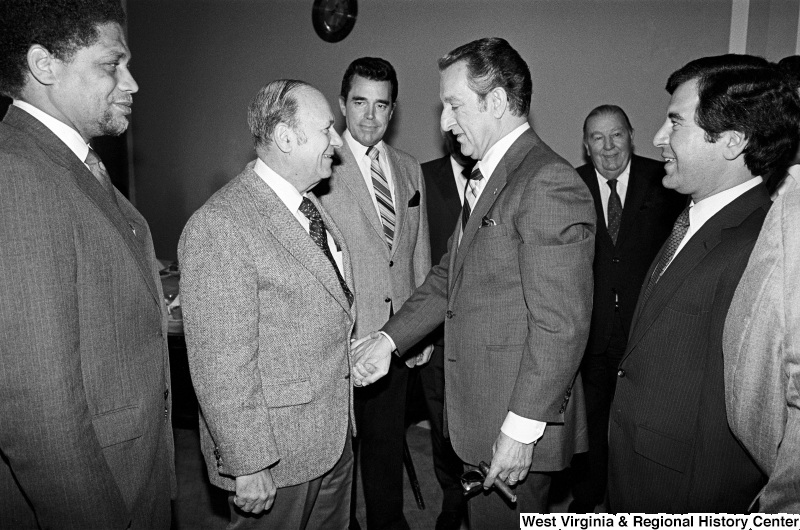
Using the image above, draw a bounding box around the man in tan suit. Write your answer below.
[318,57,430,530]
[0,1,175,528]
[353,38,594,527]
[179,80,356,529]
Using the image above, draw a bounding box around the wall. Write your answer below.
[127,0,794,259]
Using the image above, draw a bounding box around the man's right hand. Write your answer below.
[351,332,393,385]
[233,468,276,514]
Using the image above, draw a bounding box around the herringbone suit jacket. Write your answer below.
[724,173,800,512]
[0,106,175,529]
[609,184,770,512]
[383,129,595,469]
[179,165,356,491]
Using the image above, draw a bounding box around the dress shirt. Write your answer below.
[595,161,631,225]
[450,156,468,206]
[343,130,396,218]
[253,158,343,273]
[13,100,90,167]
[665,176,762,272]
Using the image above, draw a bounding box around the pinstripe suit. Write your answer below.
[179,165,356,493]
[0,105,175,529]
[608,184,769,512]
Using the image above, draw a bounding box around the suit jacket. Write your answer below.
[577,155,685,353]
[609,184,770,512]
[724,174,800,512]
[319,139,430,339]
[0,106,175,529]
[178,165,356,491]
[383,128,595,470]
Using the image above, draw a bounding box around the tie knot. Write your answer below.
[367,146,379,161]
[299,197,322,222]
[469,167,484,181]
[85,148,104,169]
[607,178,618,190]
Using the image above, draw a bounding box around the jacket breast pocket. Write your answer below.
[263,379,313,408]
[473,224,508,240]
[634,424,692,473]
[92,405,143,448]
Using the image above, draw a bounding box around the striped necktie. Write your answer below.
[367,146,395,250]
[462,166,484,230]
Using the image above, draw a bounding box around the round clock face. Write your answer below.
[312,0,358,43]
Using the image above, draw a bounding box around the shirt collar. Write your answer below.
[594,159,631,188]
[253,157,305,213]
[343,129,384,160]
[13,100,89,162]
[477,122,530,181]
[689,176,762,229]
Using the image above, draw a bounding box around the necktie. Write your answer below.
[462,166,484,230]
[607,179,622,245]
[367,146,395,250]
[641,206,691,303]
[85,148,119,207]
[298,197,354,306]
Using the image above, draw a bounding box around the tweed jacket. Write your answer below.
[724,173,800,512]
[383,128,595,470]
[0,105,175,529]
[179,165,356,491]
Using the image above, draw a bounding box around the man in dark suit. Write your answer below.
[318,57,430,530]
[418,130,474,529]
[0,1,175,528]
[353,37,595,528]
[608,55,800,512]
[569,105,684,512]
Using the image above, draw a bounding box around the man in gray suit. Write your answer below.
[353,38,595,527]
[179,80,356,529]
[318,57,430,530]
[0,1,175,528]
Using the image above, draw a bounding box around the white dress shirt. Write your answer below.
[343,130,396,218]
[665,176,763,272]
[13,100,91,167]
[253,158,343,273]
[595,161,631,225]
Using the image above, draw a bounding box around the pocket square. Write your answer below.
[481,215,497,227]
[408,190,420,207]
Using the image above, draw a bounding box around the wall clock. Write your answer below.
[312,0,358,43]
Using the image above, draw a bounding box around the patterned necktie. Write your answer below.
[642,205,691,303]
[462,166,484,230]
[367,146,395,250]
[298,197,354,306]
[85,148,119,207]
[607,178,622,245]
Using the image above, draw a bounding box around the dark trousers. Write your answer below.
[352,354,409,530]
[419,342,467,515]
[570,310,627,508]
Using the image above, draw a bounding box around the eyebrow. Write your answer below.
[668,111,684,122]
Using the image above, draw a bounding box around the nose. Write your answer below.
[441,106,456,132]
[119,65,139,94]
[365,104,375,120]
[329,127,343,148]
[603,135,614,151]
[653,119,669,147]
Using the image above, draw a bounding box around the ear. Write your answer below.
[583,140,591,158]
[387,101,396,121]
[720,130,748,161]
[338,96,347,117]
[273,122,294,154]
[27,45,58,86]
[488,87,508,118]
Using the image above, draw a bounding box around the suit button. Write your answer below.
[446,310,454,319]
[344,374,350,380]
[617,369,626,378]
[612,257,620,263]
[164,389,170,400]
[385,297,391,303]
[389,260,394,267]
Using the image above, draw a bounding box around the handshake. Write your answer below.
[350,332,434,387]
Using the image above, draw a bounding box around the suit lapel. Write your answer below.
[334,141,386,245]
[383,145,408,258]
[624,184,770,357]
[243,170,351,312]
[5,107,161,305]
[615,156,648,247]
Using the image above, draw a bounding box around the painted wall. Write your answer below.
[126,0,794,259]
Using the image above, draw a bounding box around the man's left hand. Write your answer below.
[483,431,534,488]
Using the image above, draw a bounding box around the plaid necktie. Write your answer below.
[462,166,484,230]
[641,206,691,303]
[607,179,622,244]
[298,197,354,306]
[367,146,395,250]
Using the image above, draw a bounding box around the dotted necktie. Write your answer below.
[298,197,354,306]
[607,179,622,245]
[85,148,119,207]
[641,206,691,303]
[367,146,395,250]
[462,166,484,230]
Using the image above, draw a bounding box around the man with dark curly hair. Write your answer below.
[0,1,175,528]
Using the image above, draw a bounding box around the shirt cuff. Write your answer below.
[500,412,546,444]
[377,331,398,354]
